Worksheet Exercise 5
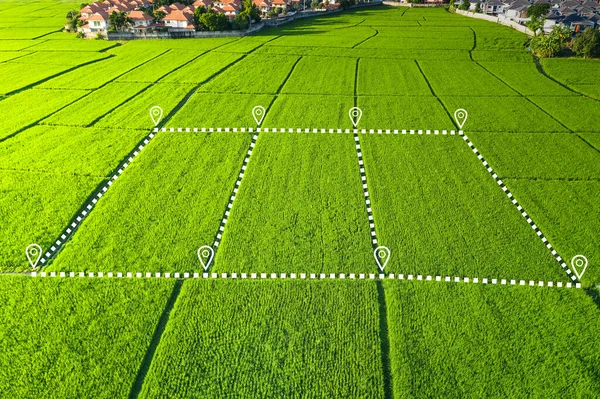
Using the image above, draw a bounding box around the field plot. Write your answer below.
[0,125,150,177]
[472,26,528,50]
[0,62,72,95]
[10,50,109,66]
[419,60,517,96]
[0,26,58,39]
[41,82,149,127]
[357,58,431,96]
[167,92,275,127]
[213,35,279,53]
[37,47,165,89]
[199,53,300,94]
[280,56,356,95]
[467,133,600,180]
[0,275,175,399]
[541,58,600,98]
[507,180,600,286]
[94,84,193,130]
[478,61,577,96]
[159,51,244,84]
[265,94,354,128]
[49,133,251,273]
[440,96,568,132]
[385,282,600,397]
[0,50,30,62]
[357,96,453,130]
[0,39,45,50]
[356,36,472,51]
[529,96,600,132]
[215,134,373,274]
[116,50,202,83]
[360,135,567,282]
[0,171,98,272]
[0,88,88,140]
[28,38,117,52]
[140,280,384,398]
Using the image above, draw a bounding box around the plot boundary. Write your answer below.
[27,270,582,289]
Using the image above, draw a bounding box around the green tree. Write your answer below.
[458,0,470,11]
[526,3,550,19]
[530,33,562,57]
[199,10,217,30]
[311,0,320,8]
[474,2,481,12]
[108,11,132,32]
[153,10,166,23]
[572,27,600,58]
[65,10,80,32]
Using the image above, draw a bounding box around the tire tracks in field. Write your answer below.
[354,57,394,399]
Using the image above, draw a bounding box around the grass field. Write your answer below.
[1,1,599,397]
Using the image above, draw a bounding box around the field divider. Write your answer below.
[211,132,259,252]
[459,130,577,283]
[353,130,379,248]
[27,270,582,289]
[159,127,457,135]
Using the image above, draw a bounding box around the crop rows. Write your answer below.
[139,280,385,398]
[0,275,175,398]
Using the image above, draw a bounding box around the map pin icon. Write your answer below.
[571,255,588,280]
[252,106,266,126]
[26,244,42,269]
[454,109,468,130]
[349,107,362,128]
[374,246,390,271]
[197,246,214,271]
[150,106,163,127]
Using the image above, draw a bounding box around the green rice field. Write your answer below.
[1,1,599,397]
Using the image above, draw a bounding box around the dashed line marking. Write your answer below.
[156,127,457,135]
[352,130,378,247]
[38,130,157,266]
[212,133,259,250]
[459,131,577,282]
[29,271,581,289]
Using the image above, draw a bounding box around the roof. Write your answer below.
[129,10,153,20]
[88,11,109,21]
[164,10,192,21]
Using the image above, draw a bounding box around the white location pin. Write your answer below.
[149,106,163,127]
[26,244,42,269]
[571,255,588,280]
[374,246,390,271]
[349,107,362,128]
[252,106,266,126]
[454,109,468,130]
[197,246,214,271]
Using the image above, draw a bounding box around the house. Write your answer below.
[482,0,505,14]
[81,11,110,34]
[163,9,195,30]
[271,0,288,9]
[561,12,596,31]
[128,10,153,27]
[253,0,271,13]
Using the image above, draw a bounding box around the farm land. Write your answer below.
[1,1,599,397]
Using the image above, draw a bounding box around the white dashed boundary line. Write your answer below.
[212,133,259,250]
[156,127,458,135]
[459,131,577,282]
[29,271,582,289]
[353,132,378,246]
[38,130,157,267]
